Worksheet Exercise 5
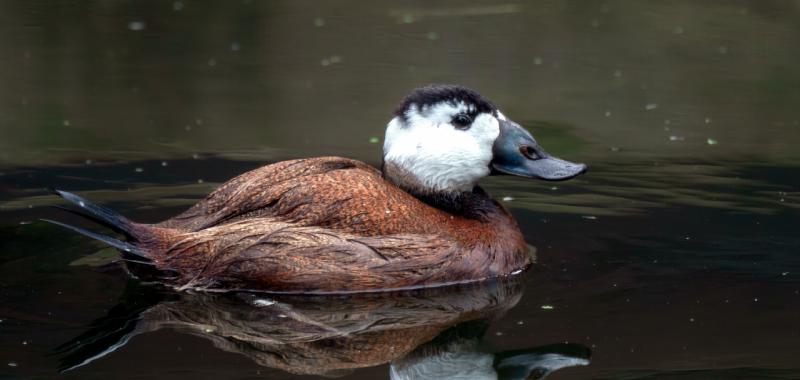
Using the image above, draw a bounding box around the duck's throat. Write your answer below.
[382,160,494,219]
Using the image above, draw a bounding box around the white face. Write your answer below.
[383,101,502,193]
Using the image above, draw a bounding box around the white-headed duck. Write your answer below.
[46,85,586,293]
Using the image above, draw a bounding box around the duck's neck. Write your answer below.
[382,160,496,220]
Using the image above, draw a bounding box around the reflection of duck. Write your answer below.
[56,278,590,378]
[46,85,586,293]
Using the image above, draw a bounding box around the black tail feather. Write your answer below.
[49,189,135,238]
[41,219,147,258]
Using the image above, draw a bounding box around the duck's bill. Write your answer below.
[491,119,587,181]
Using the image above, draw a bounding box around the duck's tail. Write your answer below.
[43,189,150,258]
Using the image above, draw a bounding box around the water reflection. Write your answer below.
[56,278,589,378]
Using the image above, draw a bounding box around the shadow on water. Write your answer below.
[54,278,590,379]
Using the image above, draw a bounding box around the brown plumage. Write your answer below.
[48,85,586,293]
[53,157,530,293]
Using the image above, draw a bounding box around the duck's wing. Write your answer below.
[156,219,465,293]
[158,157,409,233]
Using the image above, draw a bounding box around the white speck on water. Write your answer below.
[550,186,559,191]
[706,138,718,145]
[321,58,331,66]
[781,272,789,276]
[330,55,342,64]
[192,153,200,159]
[605,110,612,117]
[753,297,759,302]
[582,215,597,220]
[128,21,146,31]
[197,179,204,184]
[664,119,671,125]
[277,314,287,318]
[495,331,504,336]
[613,69,622,78]
[369,136,380,144]
[689,317,695,322]
[533,57,543,65]
[22,341,27,346]
[502,196,514,202]
[517,320,524,325]
[645,103,658,111]
[541,305,554,310]
[704,117,712,124]
[510,268,523,275]
[207,58,217,67]
[252,299,276,307]
[426,31,439,40]
[590,18,600,28]
[204,327,214,333]
[79,201,85,207]
[85,159,92,165]
[401,13,415,24]
[673,26,684,34]
[8,362,17,367]
[19,221,32,225]
[230,42,241,51]
[718,46,728,54]
[161,161,168,167]
[313,17,325,27]
[610,146,620,152]
[62,120,71,127]
[669,135,685,142]
[195,118,203,125]
[173,1,184,11]
[134,167,144,173]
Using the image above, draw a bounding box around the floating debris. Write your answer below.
[85,159,92,165]
[313,17,325,27]
[782,272,789,276]
[502,196,514,202]
[161,161,168,167]
[128,21,146,31]
[197,179,204,184]
[609,146,620,152]
[541,305,554,310]
[192,153,200,159]
[613,69,622,78]
[582,215,597,220]
[62,120,71,127]
[704,117,712,124]
[252,299,276,307]
[645,103,658,111]
[604,110,612,117]
[706,138,718,145]
[533,57,543,65]
[426,31,439,40]
[669,135,685,142]
[8,362,17,367]
[369,136,380,144]
[134,167,144,173]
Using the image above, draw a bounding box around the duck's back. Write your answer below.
[158,157,448,236]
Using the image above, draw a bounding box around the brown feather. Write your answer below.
[132,157,530,292]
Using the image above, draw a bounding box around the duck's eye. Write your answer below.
[451,114,473,129]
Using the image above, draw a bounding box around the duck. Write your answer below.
[46,84,586,293]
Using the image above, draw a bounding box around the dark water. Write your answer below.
[1,1,799,379]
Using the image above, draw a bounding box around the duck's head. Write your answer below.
[383,85,587,196]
